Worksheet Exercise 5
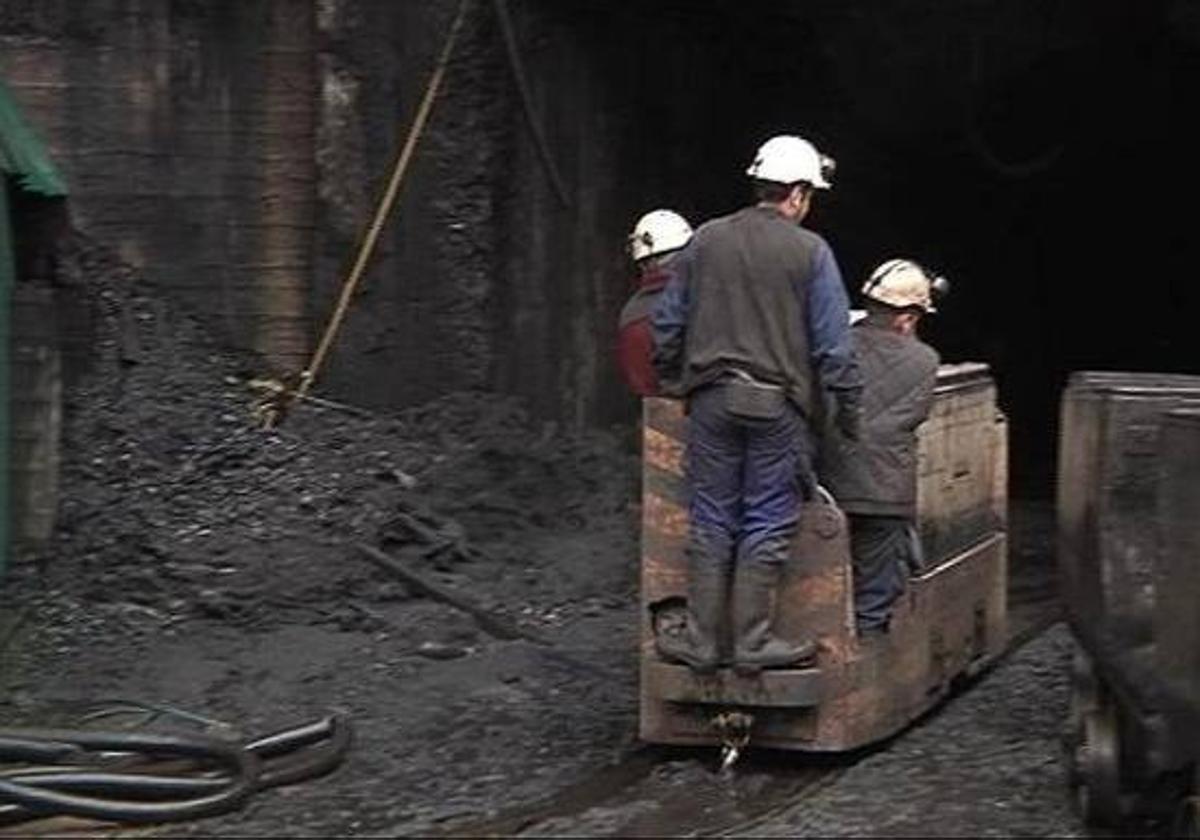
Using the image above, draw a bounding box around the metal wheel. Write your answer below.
[1075,698,1123,828]
[1171,767,1200,839]
[1069,650,1100,722]
[1172,796,1200,839]
[1064,649,1099,787]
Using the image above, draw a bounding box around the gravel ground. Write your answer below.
[489,623,1096,839]
[741,624,1088,838]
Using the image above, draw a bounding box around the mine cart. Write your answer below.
[1057,372,1200,829]
[639,363,1008,756]
[1154,409,1200,834]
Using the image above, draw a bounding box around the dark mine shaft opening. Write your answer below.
[556,0,1197,498]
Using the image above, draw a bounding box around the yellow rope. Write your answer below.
[269,0,472,427]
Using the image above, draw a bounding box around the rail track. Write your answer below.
[8,583,1060,839]
[7,520,1061,839]
[437,561,1062,838]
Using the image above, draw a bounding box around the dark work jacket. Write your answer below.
[616,267,670,397]
[819,322,939,517]
[650,206,860,418]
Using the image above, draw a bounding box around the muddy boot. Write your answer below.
[655,548,727,675]
[732,549,816,676]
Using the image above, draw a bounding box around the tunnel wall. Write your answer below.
[0,0,317,373]
[1,0,1197,496]
[0,0,649,427]
[312,0,645,426]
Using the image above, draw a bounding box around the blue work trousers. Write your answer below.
[685,384,813,566]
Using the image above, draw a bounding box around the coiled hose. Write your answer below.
[0,714,352,826]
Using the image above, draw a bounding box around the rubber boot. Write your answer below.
[655,547,728,675]
[732,545,816,676]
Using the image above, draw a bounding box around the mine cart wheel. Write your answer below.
[1173,796,1200,839]
[1065,650,1100,787]
[1075,699,1124,828]
[1069,650,1100,721]
[1172,768,1200,839]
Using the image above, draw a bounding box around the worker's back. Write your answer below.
[681,205,823,414]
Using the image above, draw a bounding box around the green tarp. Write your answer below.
[0,79,67,198]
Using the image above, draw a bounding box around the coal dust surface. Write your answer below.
[0,234,644,835]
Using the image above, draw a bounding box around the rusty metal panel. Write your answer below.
[916,363,1006,564]
[1056,372,1200,662]
[809,532,1007,753]
[644,661,822,708]
[774,502,855,652]
[639,398,688,656]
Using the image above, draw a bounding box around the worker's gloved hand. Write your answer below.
[835,399,862,442]
[657,376,686,399]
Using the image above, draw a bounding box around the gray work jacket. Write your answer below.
[819,322,939,517]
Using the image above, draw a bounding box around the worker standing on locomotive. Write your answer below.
[820,259,946,636]
[616,209,694,397]
[650,134,863,675]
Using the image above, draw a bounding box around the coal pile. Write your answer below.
[0,233,643,835]
[15,232,638,625]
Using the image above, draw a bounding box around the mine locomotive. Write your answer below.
[639,362,1008,757]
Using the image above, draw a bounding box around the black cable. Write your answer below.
[245,715,339,760]
[254,715,353,790]
[4,772,229,799]
[0,735,84,764]
[0,727,258,823]
[0,715,353,825]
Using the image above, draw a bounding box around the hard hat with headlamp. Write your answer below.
[628,209,694,262]
[745,135,835,189]
[862,259,950,314]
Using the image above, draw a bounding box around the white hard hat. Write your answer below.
[628,209,693,262]
[746,135,833,189]
[862,258,941,313]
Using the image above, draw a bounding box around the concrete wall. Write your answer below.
[311,0,506,412]
[0,0,317,374]
[0,0,650,427]
[311,0,642,426]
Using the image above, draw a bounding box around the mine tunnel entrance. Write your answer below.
[549,0,1194,498]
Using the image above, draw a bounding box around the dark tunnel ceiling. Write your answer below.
[552,0,1196,496]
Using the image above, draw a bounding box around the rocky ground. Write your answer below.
[496,625,1088,839]
[0,234,1155,838]
[740,624,1088,838]
[0,234,644,836]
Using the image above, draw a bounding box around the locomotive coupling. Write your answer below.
[712,710,754,773]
